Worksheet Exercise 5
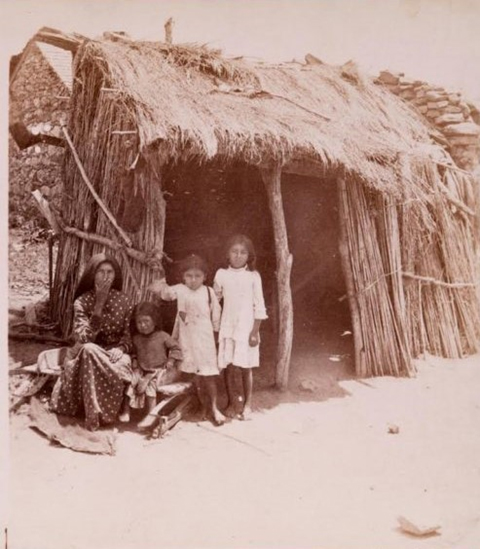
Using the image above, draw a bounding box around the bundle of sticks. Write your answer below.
[338,158,479,378]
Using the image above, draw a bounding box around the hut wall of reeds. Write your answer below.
[51,36,480,387]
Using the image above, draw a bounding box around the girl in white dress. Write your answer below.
[214,235,267,420]
[149,255,226,426]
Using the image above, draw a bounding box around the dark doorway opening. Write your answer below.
[161,163,354,382]
[282,174,353,365]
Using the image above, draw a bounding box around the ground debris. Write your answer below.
[298,379,318,392]
[9,372,52,412]
[29,398,116,455]
[397,515,441,537]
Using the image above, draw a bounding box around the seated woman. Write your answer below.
[50,253,133,431]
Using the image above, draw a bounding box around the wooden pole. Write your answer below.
[260,164,293,390]
[8,332,68,345]
[337,177,367,377]
[164,17,174,45]
[61,126,133,247]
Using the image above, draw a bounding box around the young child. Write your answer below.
[121,301,182,423]
[149,254,226,426]
[214,234,267,420]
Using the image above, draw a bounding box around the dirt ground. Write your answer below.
[6,235,480,549]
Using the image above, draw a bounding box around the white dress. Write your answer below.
[213,266,268,369]
[156,281,222,376]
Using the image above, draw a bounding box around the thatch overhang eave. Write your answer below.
[72,38,438,195]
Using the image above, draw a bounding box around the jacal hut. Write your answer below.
[51,34,480,388]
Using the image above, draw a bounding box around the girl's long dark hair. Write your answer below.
[130,301,163,335]
[225,234,257,271]
[74,253,123,300]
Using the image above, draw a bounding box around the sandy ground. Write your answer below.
[6,234,480,548]
[7,348,480,549]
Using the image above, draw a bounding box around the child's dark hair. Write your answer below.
[225,234,256,271]
[179,254,208,276]
[130,301,163,335]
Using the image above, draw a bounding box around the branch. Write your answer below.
[438,184,475,217]
[55,215,171,267]
[402,272,476,289]
[61,126,133,247]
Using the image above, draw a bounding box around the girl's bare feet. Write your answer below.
[211,409,226,426]
[223,405,238,419]
[239,404,252,421]
[197,405,208,421]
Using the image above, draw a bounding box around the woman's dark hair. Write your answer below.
[179,254,208,276]
[74,253,123,300]
[130,301,163,335]
[225,234,256,271]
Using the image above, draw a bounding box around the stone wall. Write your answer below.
[375,70,480,172]
[9,42,70,227]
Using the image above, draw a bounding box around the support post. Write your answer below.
[260,164,293,390]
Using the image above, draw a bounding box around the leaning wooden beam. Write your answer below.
[35,27,84,52]
[433,160,470,175]
[437,183,475,217]
[31,190,61,234]
[54,216,169,267]
[61,125,133,247]
[260,163,293,390]
[120,249,141,294]
[111,130,138,135]
[337,178,367,377]
[8,332,68,345]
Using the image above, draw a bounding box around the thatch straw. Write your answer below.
[399,161,480,360]
[338,176,413,377]
[69,38,433,193]
[337,158,479,377]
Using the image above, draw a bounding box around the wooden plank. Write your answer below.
[8,332,68,345]
[281,158,329,179]
[260,164,293,390]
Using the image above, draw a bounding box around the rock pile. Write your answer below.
[376,70,480,172]
[9,42,70,227]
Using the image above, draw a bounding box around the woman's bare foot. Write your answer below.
[211,409,226,426]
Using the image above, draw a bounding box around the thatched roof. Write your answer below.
[72,37,439,193]
[54,35,480,376]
